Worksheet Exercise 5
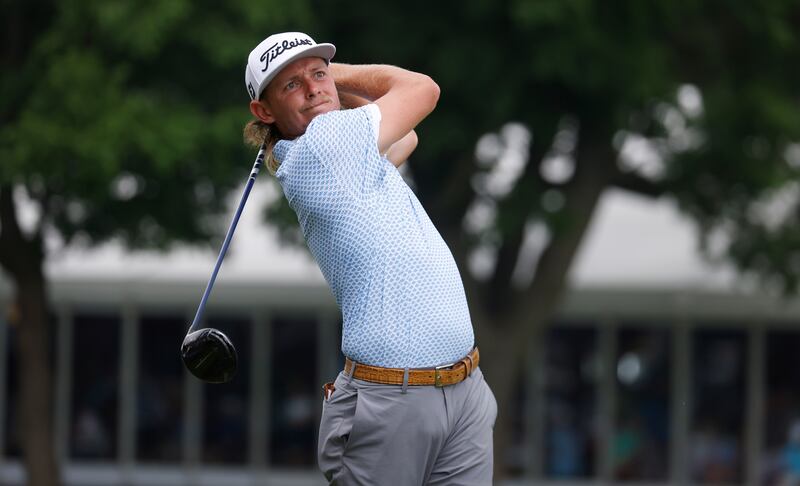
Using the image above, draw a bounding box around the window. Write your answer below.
[763,330,800,485]
[690,329,745,484]
[614,327,670,481]
[202,316,251,464]
[504,369,528,476]
[2,322,20,458]
[136,314,185,462]
[70,313,120,459]
[269,316,317,466]
[544,326,598,479]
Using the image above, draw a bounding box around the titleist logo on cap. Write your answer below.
[260,38,314,73]
[245,32,335,100]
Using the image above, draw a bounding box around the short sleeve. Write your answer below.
[364,103,382,144]
[303,105,388,199]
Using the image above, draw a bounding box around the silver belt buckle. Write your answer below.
[434,361,456,387]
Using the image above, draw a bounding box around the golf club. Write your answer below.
[181,142,266,383]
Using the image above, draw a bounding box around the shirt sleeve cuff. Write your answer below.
[364,103,382,145]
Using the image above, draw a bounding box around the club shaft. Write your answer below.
[188,144,266,334]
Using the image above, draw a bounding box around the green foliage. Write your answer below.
[1,0,313,249]
[3,0,799,291]
[302,0,800,293]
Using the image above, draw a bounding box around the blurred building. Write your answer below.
[2,187,800,485]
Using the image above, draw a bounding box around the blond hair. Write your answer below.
[244,87,357,173]
[243,119,282,174]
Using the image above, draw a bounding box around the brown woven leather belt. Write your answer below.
[343,347,479,387]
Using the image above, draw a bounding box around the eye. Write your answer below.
[285,80,299,91]
[314,70,326,79]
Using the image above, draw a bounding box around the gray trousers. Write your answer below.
[317,366,497,485]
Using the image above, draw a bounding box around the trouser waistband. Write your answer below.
[343,347,479,387]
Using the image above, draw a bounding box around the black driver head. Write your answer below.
[181,328,238,384]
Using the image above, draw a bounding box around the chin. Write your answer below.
[318,102,339,114]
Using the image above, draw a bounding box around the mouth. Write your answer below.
[302,99,331,112]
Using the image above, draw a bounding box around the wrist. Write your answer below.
[332,63,391,101]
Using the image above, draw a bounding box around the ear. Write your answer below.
[249,100,276,124]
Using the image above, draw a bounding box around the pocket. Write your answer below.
[322,382,336,402]
[317,374,359,478]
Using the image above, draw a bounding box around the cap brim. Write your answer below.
[257,43,336,98]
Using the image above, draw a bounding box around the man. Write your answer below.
[244,32,496,485]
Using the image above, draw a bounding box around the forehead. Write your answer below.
[271,57,328,84]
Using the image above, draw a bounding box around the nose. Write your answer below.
[305,85,320,99]
[305,76,323,99]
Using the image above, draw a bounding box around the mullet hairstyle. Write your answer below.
[243,119,282,174]
[244,87,354,174]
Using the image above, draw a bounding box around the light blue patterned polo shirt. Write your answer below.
[274,104,474,368]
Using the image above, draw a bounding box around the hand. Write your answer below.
[330,63,439,153]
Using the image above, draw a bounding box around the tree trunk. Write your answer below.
[473,139,617,479]
[477,305,550,480]
[0,186,60,485]
[15,272,59,486]
[476,321,533,479]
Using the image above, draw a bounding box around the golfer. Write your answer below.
[243,32,496,485]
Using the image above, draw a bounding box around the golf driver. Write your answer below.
[181,143,266,383]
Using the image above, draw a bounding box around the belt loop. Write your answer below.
[348,361,357,384]
[401,368,409,394]
[465,354,474,376]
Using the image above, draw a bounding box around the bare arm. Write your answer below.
[385,131,417,167]
[337,88,418,167]
[337,90,370,109]
[331,63,439,154]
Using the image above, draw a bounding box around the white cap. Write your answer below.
[244,32,336,100]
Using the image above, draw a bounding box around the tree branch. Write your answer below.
[0,184,24,270]
[485,229,524,314]
[427,151,476,230]
[612,170,666,198]
[510,131,618,342]
[482,122,559,314]
[0,184,43,278]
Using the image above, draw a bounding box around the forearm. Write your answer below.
[331,63,426,102]
[385,131,418,167]
[338,90,371,109]
[332,62,439,153]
